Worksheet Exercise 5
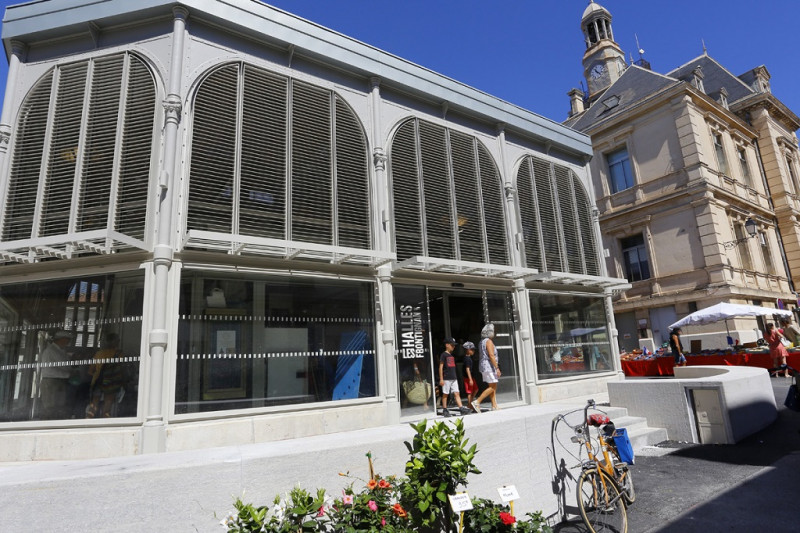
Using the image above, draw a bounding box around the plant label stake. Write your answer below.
[497,484,519,516]
[448,492,473,533]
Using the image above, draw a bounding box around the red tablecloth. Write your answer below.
[621,352,800,377]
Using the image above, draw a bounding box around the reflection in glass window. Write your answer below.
[607,147,634,193]
[529,292,611,379]
[0,272,144,421]
[175,273,376,413]
[713,133,728,175]
[621,234,650,282]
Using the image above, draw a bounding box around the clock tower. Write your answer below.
[581,1,626,99]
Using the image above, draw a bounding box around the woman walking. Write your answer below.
[764,323,790,377]
[471,323,501,413]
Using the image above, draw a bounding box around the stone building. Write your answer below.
[566,1,800,352]
[0,0,627,461]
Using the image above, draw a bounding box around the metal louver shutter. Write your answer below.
[187,63,238,233]
[390,120,423,260]
[450,130,484,262]
[555,165,583,274]
[291,81,332,245]
[334,96,370,249]
[477,143,508,266]
[239,65,287,239]
[516,157,542,270]
[40,63,88,237]
[76,56,124,233]
[532,157,562,272]
[419,121,455,260]
[2,73,52,241]
[115,55,156,240]
[573,172,600,276]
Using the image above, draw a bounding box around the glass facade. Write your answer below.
[396,286,522,418]
[175,272,376,413]
[530,292,612,379]
[0,272,144,421]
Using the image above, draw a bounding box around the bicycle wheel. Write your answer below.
[615,462,635,504]
[576,469,628,533]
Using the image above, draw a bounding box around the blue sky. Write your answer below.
[0,0,798,126]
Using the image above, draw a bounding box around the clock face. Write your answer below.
[590,63,606,79]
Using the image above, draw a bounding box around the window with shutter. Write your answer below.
[419,121,455,260]
[450,130,484,263]
[389,118,507,267]
[40,63,88,237]
[239,65,286,239]
[477,143,509,266]
[516,157,543,271]
[555,165,582,274]
[572,173,600,276]
[186,63,371,258]
[0,52,156,260]
[532,157,562,272]
[187,64,238,234]
[390,120,423,259]
[2,73,52,241]
[291,81,332,245]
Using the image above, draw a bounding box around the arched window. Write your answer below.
[186,63,371,251]
[516,155,600,276]
[1,53,156,251]
[389,118,508,265]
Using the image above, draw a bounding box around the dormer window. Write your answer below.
[601,94,620,110]
[718,87,729,109]
[692,66,705,93]
[753,66,771,93]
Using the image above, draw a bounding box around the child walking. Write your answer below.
[439,337,471,417]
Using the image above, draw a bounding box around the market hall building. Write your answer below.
[0,0,627,461]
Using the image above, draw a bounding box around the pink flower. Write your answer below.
[342,494,354,505]
[317,506,325,517]
[368,500,378,512]
[381,517,386,526]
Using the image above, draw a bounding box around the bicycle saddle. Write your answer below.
[587,413,610,426]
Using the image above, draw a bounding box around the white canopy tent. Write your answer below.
[669,302,792,330]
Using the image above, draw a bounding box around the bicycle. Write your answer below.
[551,399,634,533]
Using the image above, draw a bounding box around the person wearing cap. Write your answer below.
[472,323,501,413]
[438,337,471,417]
[39,330,73,419]
[461,341,478,412]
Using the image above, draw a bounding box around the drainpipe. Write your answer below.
[369,77,399,422]
[141,6,188,454]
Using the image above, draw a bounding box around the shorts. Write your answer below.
[481,369,498,384]
[463,378,477,394]
[674,352,686,365]
[441,379,459,395]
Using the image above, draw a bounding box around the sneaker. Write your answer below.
[441,409,451,417]
[459,406,471,415]
[471,400,481,414]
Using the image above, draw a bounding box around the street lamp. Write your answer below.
[722,217,757,249]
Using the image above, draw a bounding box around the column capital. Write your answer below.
[370,77,381,90]
[373,147,387,172]
[9,40,27,59]
[172,5,190,20]
[163,94,182,125]
[0,124,11,154]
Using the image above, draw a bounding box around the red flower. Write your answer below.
[367,479,378,490]
[392,503,407,518]
[499,512,516,525]
[378,479,391,489]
